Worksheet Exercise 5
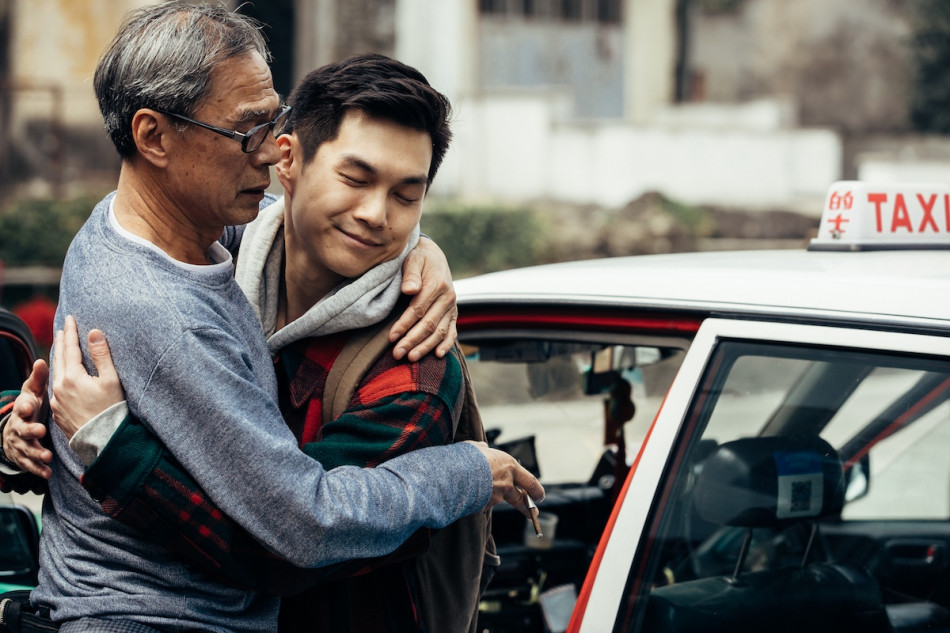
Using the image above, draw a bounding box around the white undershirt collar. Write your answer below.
[107,197,232,271]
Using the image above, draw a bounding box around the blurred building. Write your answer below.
[0,0,945,212]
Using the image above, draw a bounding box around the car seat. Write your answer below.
[643,435,893,633]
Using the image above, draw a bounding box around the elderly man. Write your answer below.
[0,4,541,633]
[47,52,501,633]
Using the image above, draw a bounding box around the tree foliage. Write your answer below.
[421,203,546,278]
[909,0,950,133]
[0,197,95,267]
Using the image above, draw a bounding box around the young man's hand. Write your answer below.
[3,359,53,479]
[393,237,458,361]
[50,315,125,440]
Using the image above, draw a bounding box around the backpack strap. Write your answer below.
[0,590,60,632]
[321,310,484,444]
[322,313,399,425]
[318,311,499,633]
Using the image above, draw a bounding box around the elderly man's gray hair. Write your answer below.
[94,1,271,158]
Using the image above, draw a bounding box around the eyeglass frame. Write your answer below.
[158,104,292,153]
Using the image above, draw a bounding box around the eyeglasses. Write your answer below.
[159,104,291,153]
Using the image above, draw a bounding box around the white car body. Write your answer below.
[456,181,950,633]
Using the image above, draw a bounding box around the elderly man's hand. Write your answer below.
[392,237,458,362]
[466,441,545,517]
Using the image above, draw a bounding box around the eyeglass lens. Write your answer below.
[244,107,291,152]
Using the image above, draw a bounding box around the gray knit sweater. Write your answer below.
[32,193,490,633]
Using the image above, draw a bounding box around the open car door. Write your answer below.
[574,318,950,633]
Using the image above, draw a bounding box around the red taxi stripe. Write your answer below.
[458,309,704,335]
[567,391,671,633]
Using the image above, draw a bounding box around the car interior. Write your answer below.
[644,435,893,632]
[460,334,687,633]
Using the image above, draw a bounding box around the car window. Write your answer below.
[616,339,950,632]
[0,335,26,390]
[460,331,688,631]
[0,506,34,572]
[702,354,812,442]
[464,338,684,484]
[840,400,950,520]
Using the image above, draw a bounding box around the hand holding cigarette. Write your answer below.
[466,441,545,515]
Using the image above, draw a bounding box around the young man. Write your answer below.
[0,4,541,632]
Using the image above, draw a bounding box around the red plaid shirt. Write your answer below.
[79,332,463,631]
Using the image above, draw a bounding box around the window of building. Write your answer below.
[479,0,622,24]
[560,0,583,21]
[596,0,622,23]
[480,0,507,14]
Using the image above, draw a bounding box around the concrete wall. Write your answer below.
[395,0,476,109]
[434,91,841,213]
[10,0,134,126]
[625,0,676,123]
[295,0,397,77]
[403,0,841,212]
[5,0,142,194]
[685,0,912,133]
[854,135,950,185]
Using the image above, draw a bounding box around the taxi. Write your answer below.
[456,181,950,632]
[0,183,948,631]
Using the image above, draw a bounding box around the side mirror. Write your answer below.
[844,454,871,503]
[0,504,40,588]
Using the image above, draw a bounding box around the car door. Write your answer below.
[573,318,950,633]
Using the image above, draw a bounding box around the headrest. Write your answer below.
[693,435,845,528]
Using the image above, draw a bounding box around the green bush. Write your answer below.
[422,203,546,278]
[910,0,950,133]
[0,196,96,267]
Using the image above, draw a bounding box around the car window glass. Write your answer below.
[842,402,950,520]
[464,335,686,626]
[0,502,35,578]
[0,337,23,390]
[465,339,684,484]
[822,368,929,448]
[702,355,810,443]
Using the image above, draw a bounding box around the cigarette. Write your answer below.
[526,495,542,537]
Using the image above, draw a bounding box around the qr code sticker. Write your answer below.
[790,480,812,513]
[776,472,822,519]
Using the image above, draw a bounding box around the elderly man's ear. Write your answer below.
[275,134,298,194]
[131,109,173,168]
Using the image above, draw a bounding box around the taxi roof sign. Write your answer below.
[809,181,950,251]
